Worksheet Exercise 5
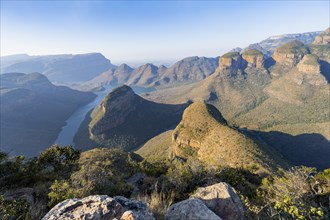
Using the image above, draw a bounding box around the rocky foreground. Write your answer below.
[43,182,244,220]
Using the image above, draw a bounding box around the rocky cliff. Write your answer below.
[313,27,330,45]
[241,49,265,68]
[297,54,321,74]
[272,40,310,67]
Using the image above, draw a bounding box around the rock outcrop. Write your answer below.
[297,54,321,74]
[272,40,310,66]
[313,27,330,45]
[219,52,243,73]
[42,195,154,220]
[165,198,222,220]
[241,50,265,68]
[294,54,327,86]
[190,183,245,220]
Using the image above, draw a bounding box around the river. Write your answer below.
[54,85,155,146]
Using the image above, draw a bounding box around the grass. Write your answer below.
[221,52,240,59]
[242,49,264,56]
[276,40,309,55]
[136,130,173,161]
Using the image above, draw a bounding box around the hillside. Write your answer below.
[155,56,218,86]
[74,85,189,151]
[141,102,287,173]
[0,73,96,156]
[0,53,114,83]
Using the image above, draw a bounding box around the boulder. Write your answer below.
[114,196,154,220]
[165,198,222,220]
[190,182,245,220]
[42,195,154,220]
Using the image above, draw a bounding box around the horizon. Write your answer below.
[1,1,329,66]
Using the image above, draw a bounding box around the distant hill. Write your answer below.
[154,56,218,86]
[74,85,189,151]
[0,53,114,83]
[0,72,96,156]
[83,56,218,89]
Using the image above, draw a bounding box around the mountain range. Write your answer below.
[0,53,114,83]
[0,28,329,169]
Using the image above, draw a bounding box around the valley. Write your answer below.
[0,25,329,220]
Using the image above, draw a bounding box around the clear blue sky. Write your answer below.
[1,1,329,66]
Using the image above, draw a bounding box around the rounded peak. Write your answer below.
[182,102,227,125]
[103,85,135,103]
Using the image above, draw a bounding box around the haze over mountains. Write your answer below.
[0,72,95,156]
[0,28,329,168]
[0,53,114,83]
[1,25,330,220]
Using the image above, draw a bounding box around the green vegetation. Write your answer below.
[242,49,264,56]
[221,51,240,59]
[136,130,173,161]
[0,145,329,219]
[276,40,310,55]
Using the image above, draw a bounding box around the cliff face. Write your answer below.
[295,54,327,86]
[219,52,243,71]
[242,50,265,68]
[313,27,330,45]
[272,40,310,67]
[297,54,321,74]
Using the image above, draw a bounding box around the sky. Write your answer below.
[1,0,329,66]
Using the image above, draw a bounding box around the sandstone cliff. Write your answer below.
[272,40,310,67]
[242,49,265,68]
[313,27,330,45]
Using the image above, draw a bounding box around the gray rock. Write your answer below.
[190,182,244,220]
[165,198,221,220]
[114,196,154,220]
[43,195,154,220]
